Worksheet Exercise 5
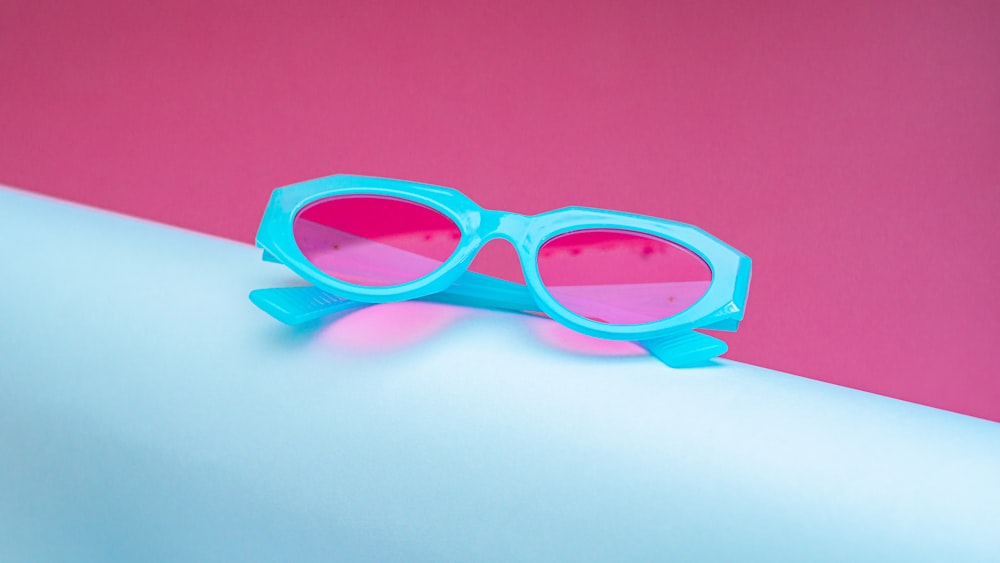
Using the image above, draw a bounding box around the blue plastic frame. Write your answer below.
[251,174,751,366]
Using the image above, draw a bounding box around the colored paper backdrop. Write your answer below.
[2,1,998,420]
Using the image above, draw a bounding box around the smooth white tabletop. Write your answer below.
[1,186,998,562]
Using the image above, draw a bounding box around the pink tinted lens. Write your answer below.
[293,195,462,287]
[537,229,712,325]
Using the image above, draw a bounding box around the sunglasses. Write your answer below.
[251,175,751,367]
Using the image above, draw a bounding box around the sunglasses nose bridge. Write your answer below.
[479,210,531,245]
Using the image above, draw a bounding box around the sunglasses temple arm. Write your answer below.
[249,273,729,367]
[638,331,729,368]
[249,274,542,326]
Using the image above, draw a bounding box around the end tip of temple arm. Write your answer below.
[639,331,729,368]
[249,286,363,325]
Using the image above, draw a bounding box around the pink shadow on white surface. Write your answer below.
[530,320,646,357]
[315,301,472,353]
[310,298,646,359]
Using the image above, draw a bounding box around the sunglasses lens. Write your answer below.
[537,229,712,325]
[293,195,461,287]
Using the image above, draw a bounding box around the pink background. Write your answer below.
[2,1,998,420]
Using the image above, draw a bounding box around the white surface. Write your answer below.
[1,186,999,562]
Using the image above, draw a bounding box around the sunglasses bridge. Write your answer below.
[473,209,533,246]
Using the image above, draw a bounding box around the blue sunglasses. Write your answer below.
[251,175,751,367]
